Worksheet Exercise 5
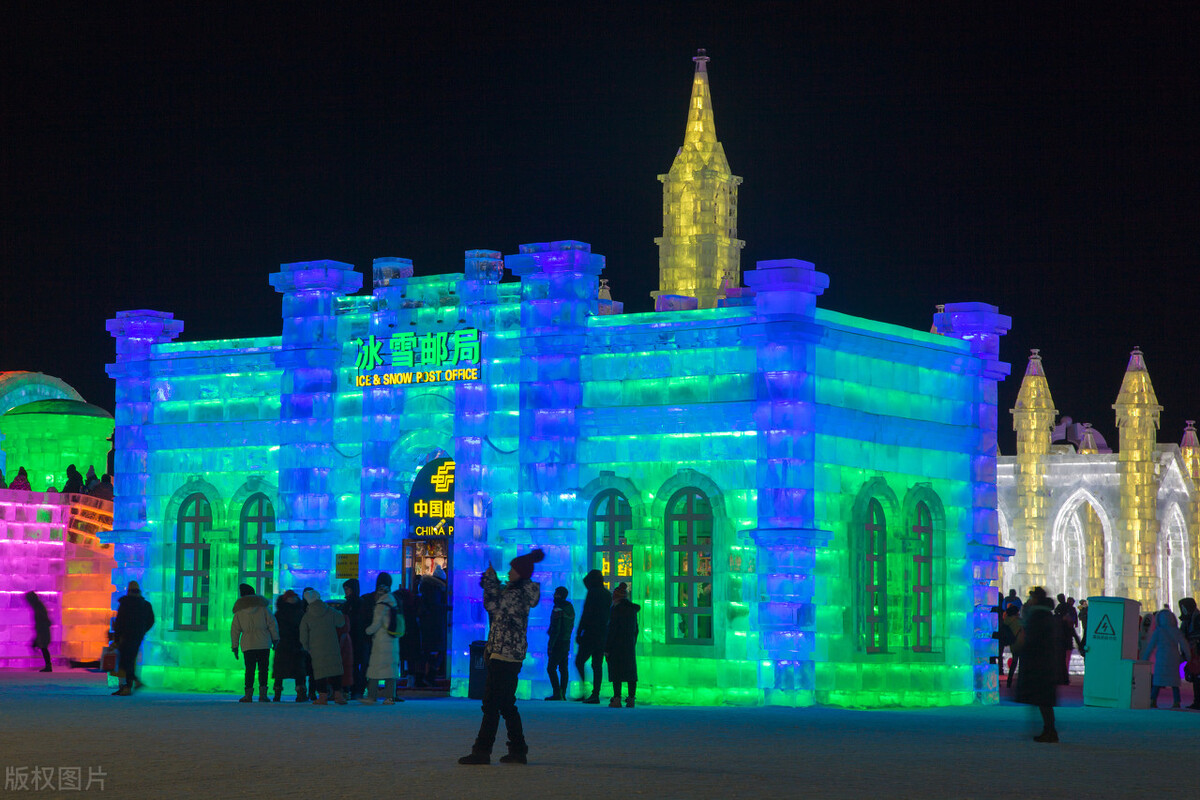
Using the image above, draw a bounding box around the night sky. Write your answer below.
[3,4,1198,453]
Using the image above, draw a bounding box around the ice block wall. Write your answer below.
[108,305,291,690]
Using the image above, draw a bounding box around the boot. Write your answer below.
[626,696,636,708]
[273,687,282,703]
[608,696,621,708]
[238,693,253,703]
[259,688,271,703]
[333,690,347,705]
[582,694,600,704]
[458,750,490,765]
[499,752,528,764]
[1033,730,1059,743]
[112,686,132,696]
[313,694,329,705]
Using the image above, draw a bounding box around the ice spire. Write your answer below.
[653,50,745,310]
[1078,423,1100,455]
[683,49,717,147]
[1009,349,1057,595]
[1112,347,1161,607]
[1011,349,1057,456]
[1181,420,1200,483]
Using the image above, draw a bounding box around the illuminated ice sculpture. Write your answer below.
[102,54,1013,707]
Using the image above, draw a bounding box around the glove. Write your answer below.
[232,647,239,659]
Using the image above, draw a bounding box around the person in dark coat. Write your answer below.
[395,585,422,684]
[62,464,84,494]
[24,591,52,672]
[418,567,449,686]
[1015,587,1060,742]
[1180,598,1200,710]
[112,581,154,696]
[458,549,543,766]
[272,590,308,702]
[341,578,369,699]
[544,586,575,700]
[574,569,611,703]
[10,467,32,491]
[605,582,640,708]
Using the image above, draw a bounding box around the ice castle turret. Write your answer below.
[998,348,1197,612]
[1113,347,1162,606]
[653,50,744,310]
[1010,350,1056,594]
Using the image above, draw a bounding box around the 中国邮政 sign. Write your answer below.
[352,327,481,387]
[409,457,454,537]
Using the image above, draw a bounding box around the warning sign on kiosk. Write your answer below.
[409,457,455,537]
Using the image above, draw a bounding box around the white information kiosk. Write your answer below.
[1083,596,1151,708]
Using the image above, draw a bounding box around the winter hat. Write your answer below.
[434,565,447,581]
[303,588,321,604]
[509,548,545,581]
[238,583,255,597]
[612,582,628,602]
[280,589,300,603]
[375,572,392,590]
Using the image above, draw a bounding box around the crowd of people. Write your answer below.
[0,462,114,500]
[996,585,1200,744]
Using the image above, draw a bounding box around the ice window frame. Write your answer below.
[911,501,933,653]
[665,487,714,645]
[239,493,275,597]
[588,489,633,593]
[175,493,212,631]
[863,498,888,654]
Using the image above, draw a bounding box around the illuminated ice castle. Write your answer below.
[103,53,1013,707]
[998,348,1199,611]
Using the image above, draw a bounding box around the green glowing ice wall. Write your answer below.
[0,400,114,491]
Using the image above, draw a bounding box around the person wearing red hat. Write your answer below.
[459,548,543,765]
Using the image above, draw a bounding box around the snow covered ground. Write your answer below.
[0,671,1194,799]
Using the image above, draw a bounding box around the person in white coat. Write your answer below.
[361,574,402,705]
[1141,608,1190,708]
[231,583,279,703]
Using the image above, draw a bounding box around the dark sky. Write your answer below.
[3,3,1198,453]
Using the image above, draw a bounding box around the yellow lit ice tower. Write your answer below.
[1011,350,1056,592]
[1113,347,1161,606]
[653,49,744,308]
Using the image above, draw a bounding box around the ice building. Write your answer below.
[0,372,116,669]
[998,348,1199,611]
[103,53,1012,707]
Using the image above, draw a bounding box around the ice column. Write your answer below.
[504,240,603,698]
[934,302,1011,704]
[105,310,184,597]
[451,249,504,687]
[743,258,830,706]
[270,260,362,591]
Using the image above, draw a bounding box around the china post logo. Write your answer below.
[431,462,455,493]
[354,335,385,371]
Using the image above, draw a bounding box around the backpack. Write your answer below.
[382,602,402,638]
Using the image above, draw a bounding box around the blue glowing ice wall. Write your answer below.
[105,244,1009,704]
